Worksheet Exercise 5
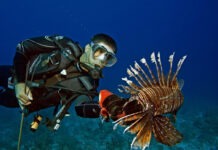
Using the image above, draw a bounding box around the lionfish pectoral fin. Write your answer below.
[114,110,153,150]
[123,111,151,134]
[153,115,183,146]
[131,116,152,150]
[113,111,145,127]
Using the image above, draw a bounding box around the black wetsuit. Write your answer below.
[0,65,18,107]
[0,35,100,116]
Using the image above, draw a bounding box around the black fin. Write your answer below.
[153,115,183,146]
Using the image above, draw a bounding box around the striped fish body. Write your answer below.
[138,85,184,116]
[115,52,187,150]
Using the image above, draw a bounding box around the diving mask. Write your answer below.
[90,42,117,67]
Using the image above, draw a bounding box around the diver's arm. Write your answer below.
[13,35,74,82]
[13,35,75,108]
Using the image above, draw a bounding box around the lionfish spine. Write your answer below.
[117,88,124,93]
[128,67,144,88]
[171,55,187,85]
[130,66,148,87]
[122,77,140,91]
[118,84,136,94]
[151,52,162,86]
[167,52,175,86]
[157,52,165,86]
[140,58,157,85]
[134,61,153,86]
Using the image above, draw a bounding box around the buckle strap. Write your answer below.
[51,36,78,62]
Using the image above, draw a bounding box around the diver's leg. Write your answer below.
[25,90,60,114]
[0,86,5,94]
[0,65,18,107]
[0,65,13,88]
[0,87,19,108]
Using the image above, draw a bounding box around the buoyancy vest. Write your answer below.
[19,36,99,101]
[27,36,83,80]
[22,37,99,119]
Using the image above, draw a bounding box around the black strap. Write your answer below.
[51,36,79,62]
[51,36,104,79]
[46,85,98,97]
[46,94,78,131]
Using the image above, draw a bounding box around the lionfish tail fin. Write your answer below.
[153,115,183,146]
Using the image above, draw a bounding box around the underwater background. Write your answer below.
[0,0,217,149]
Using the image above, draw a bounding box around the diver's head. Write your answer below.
[80,33,117,69]
[91,33,117,54]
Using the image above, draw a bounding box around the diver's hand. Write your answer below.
[99,90,126,121]
[15,83,33,109]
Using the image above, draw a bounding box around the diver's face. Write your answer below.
[89,42,117,68]
[83,44,106,69]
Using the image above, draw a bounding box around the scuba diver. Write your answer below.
[0,33,117,130]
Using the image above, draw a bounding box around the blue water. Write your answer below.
[0,0,217,149]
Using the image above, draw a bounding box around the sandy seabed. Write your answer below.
[0,104,217,150]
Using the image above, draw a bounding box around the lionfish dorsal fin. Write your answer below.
[129,66,146,88]
[167,52,175,86]
[122,77,140,91]
[140,57,157,85]
[135,61,153,86]
[117,88,124,93]
[151,52,162,86]
[118,84,137,94]
[132,62,149,87]
[157,52,165,86]
[127,68,134,77]
[171,55,187,86]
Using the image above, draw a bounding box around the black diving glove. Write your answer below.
[99,90,127,121]
[98,90,143,122]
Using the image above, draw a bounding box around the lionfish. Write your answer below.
[114,52,187,150]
